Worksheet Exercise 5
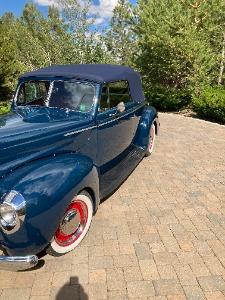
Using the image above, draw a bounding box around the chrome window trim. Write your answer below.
[45,81,54,107]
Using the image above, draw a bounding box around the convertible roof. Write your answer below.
[20,64,145,102]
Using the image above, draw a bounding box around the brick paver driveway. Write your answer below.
[1,113,225,300]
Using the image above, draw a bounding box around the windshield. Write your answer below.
[16,80,95,113]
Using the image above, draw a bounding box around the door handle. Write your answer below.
[109,112,117,117]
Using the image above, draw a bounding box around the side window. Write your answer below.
[100,85,110,111]
[109,81,131,108]
[99,81,132,112]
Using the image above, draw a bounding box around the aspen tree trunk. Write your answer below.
[218,32,225,85]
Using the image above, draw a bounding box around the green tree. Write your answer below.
[0,1,110,101]
[0,3,77,100]
[106,0,136,65]
[19,3,75,67]
[58,0,111,64]
[135,0,225,110]
[0,14,22,100]
[59,0,95,63]
[47,6,75,64]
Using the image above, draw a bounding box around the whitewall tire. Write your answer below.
[146,123,156,156]
[49,192,93,255]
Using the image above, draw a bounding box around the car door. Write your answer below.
[97,81,142,197]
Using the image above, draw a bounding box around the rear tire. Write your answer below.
[145,123,156,157]
[47,191,93,256]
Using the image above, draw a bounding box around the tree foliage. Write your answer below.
[106,0,136,65]
[136,0,225,98]
[0,1,109,101]
[0,14,22,100]
[192,85,225,123]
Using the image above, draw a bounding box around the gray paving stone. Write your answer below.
[1,113,225,299]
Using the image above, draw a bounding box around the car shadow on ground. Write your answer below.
[56,276,88,300]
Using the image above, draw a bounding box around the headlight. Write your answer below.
[0,191,26,233]
[0,203,17,228]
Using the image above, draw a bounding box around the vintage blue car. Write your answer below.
[0,64,159,270]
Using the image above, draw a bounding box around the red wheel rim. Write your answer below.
[148,126,155,151]
[55,200,88,247]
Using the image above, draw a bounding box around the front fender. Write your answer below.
[0,154,99,256]
[133,105,158,149]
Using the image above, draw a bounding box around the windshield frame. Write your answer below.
[14,78,99,115]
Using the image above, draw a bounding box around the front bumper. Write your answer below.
[0,254,38,271]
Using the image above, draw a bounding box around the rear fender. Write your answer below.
[133,105,158,150]
[0,154,99,256]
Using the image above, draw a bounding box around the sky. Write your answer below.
[0,0,136,24]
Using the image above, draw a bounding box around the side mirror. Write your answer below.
[117,102,125,113]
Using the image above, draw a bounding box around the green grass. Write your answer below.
[0,102,10,115]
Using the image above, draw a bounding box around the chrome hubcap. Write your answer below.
[60,210,81,236]
[55,200,88,247]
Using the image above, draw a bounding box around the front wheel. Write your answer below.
[145,123,156,157]
[48,191,93,255]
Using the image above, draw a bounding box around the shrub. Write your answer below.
[0,102,10,115]
[146,86,191,111]
[192,86,225,124]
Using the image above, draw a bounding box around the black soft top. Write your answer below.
[20,64,145,102]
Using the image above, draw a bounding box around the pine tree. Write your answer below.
[136,0,225,94]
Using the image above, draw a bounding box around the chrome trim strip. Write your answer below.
[98,118,117,127]
[64,125,97,136]
[45,81,54,107]
[0,254,38,271]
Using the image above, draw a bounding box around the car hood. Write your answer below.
[0,107,93,177]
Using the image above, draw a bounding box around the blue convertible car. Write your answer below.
[0,64,159,270]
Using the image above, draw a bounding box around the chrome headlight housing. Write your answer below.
[0,191,26,233]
